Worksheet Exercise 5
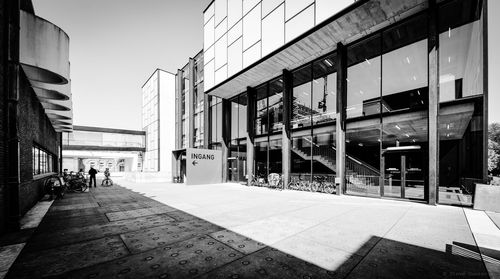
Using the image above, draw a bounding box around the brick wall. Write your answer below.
[17,70,60,215]
[0,0,7,235]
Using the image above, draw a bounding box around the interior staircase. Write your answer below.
[291,141,380,191]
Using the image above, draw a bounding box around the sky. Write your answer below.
[33,0,211,130]
[34,0,500,130]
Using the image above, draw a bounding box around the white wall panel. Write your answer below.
[243,40,261,68]
[215,64,228,84]
[262,0,284,18]
[285,0,314,21]
[215,0,227,26]
[243,0,261,15]
[285,4,314,42]
[204,3,215,24]
[262,4,284,56]
[316,0,352,24]
[215,34,228,69]
[228,20,243,45]
[204,45,215,65]
[228,0,243,28]
[204,17,215,49]
[205,60,215,90]
[243,3,261,50]
[228,37,243,76]
[215,18,227,41]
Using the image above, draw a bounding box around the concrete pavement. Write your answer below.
[1,180,495,278]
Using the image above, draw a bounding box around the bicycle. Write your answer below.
[66,174,88,192]
[268,173,284,190]
[310,175,335,194]
[44,175,64,200]
[249,174,265,187]
[288,175,310,191]
[101,175,113,186]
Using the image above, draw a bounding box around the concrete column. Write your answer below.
[6,0,21,231]
[482,0,489,182]
[282,70,293,188]
[336,42,347,195]
[246,87,256,185]
[188,58,195,148]
[221,99,232,182]
[427,0,438,205]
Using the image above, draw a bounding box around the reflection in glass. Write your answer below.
[238,94,247,139]
[439,0,483,103]
[255,85,268,136]
[268,79,284,133]
[292,65,312,129]
[255,139,268,179]
[438,0,484,206]
[345,121,381,197]
[347,34,381,119]
[291,132,312,181]
[312,54,337,125]
[269,138,282,174]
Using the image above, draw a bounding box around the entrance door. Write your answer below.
[382,150,425,200]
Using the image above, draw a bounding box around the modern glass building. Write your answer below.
[175,0,488,206]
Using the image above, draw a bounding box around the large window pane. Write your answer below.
[292,65,312,129]
[347,34,381,119]
[255,139,268,179]
[312,127,336,193]
[269,137,282,174]
[345,121,381,197]
[268,78,283,133]
[439,0,483,102]
[382,15,428,112]
[238,94,247,139]
[312,53,337,125]
[230,97,239,140]
[291,131,312,181]
[255,85,268,136]
[438,0,484,206]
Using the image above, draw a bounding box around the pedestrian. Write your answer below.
[88,166,98,187]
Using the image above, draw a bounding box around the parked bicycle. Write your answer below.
[249,174,266,187]
[268,173,284,190]
[44,171,88,200]
[311,175,336,194]
[101,168,113,186]
[288,174,312,192]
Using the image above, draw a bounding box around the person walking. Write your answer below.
[88,166,98,188]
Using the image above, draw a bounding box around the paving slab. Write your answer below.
[120,219,222,254]
[346,237,488,279]
[209,229,267,254]
[7,236,129,278]
[59,235,244,279]
[105,205,178,221]
[487,211,500,230]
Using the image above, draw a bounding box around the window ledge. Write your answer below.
[33,172,57,181]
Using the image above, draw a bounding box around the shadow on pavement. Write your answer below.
[4,184,490,279]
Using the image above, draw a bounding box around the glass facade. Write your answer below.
[437,0,484,205]
[200,0,486,205]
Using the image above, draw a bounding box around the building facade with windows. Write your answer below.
[62,126,146,173]
[1,0,73,233]
[141,69,176,177]
[188,0,489,206]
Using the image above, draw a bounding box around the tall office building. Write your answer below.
[173,0,489,206]
[141,69,176,178]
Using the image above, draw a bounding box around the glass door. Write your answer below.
[382,150,425,200]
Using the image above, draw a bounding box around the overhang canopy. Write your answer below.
[206,0,428,99]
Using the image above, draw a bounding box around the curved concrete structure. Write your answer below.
[20,11,70,84]
[20,10,73,131]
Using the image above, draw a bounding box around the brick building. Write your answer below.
[0,0,73,233]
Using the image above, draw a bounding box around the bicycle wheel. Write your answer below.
[310,181,319,192]
[324,183,335,194]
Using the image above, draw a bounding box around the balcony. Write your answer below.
[20,10,73,132]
